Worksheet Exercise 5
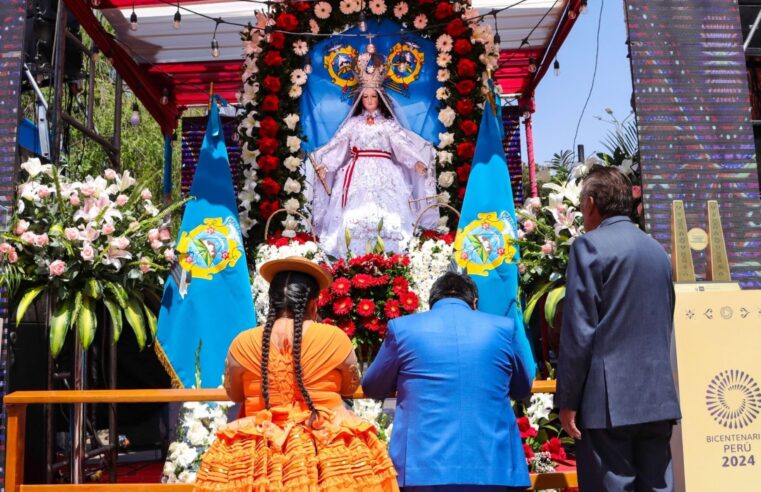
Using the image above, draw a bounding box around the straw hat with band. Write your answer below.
[259,256,333,291]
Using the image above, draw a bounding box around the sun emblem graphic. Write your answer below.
[324,44,359,90]
[453,212,518,276]
[705,369,761,430]
[176,217,243,280]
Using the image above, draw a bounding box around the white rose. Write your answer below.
[283,113,300,130]
[437,151,453,166]
[437,132,454,149]
[163,461,176,476]
[176,447,197,468]
[437,192,451,204]
[283,178,301,194]
[284,198,300,213]
[436,87,450,101]
[283,215,299,230]
[438,171,455,188]
[286,136,302,153]
[438,107,456,127]
[283,156,301,172]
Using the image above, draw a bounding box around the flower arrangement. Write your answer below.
[237,0,498,242]
[407,236,454,311]
[515,392,573,474]
[316,252,419,363]
[161,400,233,484]
[352,398,393,443]
[0,159,184,356]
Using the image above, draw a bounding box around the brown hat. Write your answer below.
[259,256,333,291]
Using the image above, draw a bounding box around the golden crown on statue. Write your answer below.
[355,50,389,91]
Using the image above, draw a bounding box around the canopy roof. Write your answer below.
[70,0,581,133]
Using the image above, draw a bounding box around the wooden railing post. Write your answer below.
[6,403,27,492]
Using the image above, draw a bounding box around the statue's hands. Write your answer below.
[415,162,427,176]
[316,166,327,180]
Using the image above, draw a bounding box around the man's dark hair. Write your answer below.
[429,272,478,307]
[581,166,633,218]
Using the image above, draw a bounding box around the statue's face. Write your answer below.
[362,89,380,112]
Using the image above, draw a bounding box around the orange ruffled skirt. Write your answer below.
[194,405,399,492]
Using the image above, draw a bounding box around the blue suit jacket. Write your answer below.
[363,298,536,487]
[556,216,682,429]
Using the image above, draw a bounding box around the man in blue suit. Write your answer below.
[363,272,536,492]
[557,167,681,491]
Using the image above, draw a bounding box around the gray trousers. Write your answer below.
[576,420,675,492]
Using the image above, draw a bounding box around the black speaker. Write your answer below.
[24,0,84,84]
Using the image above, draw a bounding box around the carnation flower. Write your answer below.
[284,198,300,213]
[286,136,302,153]
[288,85,303,99]
[413,14,428,29]
[399,291,419,312]
[314,1,332,19]
[437,151,453,166]
[369,0,387,15]
[284,156,302,172]
[384,299,402,319]
[290,68,307,86]
[435,34,453,52]
[438,107,456,127]
[283,178,302,194]
[393,2,408,18]
[293,40,309,56]
[436,69,450,83]
[331,277,352,296]
[436,52,452,67]
[438,171,455,188]
[436,87,450,101]
[333,296,353,315]
[340,320,356,337]
[356,299,376,317]
[438,132,454,149]
[351,273,374,289]
[339,0,356,15]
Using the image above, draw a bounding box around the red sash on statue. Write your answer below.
[342,147,393,208]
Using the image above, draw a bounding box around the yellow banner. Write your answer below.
[672,289,761,491]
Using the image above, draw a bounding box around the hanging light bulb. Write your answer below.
[553,59,560,76]
[129,8,138,31]
[580,0,588,14]
[211,19,221,58]
[160,88,169,106]
[129,102,140,126]
[492,12,501,49]
[528,56,537,73]
[358,11,367,33]
[173,4,182,29]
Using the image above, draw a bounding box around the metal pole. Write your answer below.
[524,116,538,197]
[113,75,123,170]
[50,0,67,165]
[163,134,172,203]
[86,46,96,130]
[71,334,85,483]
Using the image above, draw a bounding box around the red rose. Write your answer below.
[446,18,467,38]
[269,31,285,50]
[434,2,454,20]
[457,164,472,183]
[457,141,476,159]
[456,99,474,116]
[263,51,283,67]
[273,237,289,247]
[441,232,455,244]
[263,75,282,93]
[454,39,473,56]
[384,300,402,319]
[455,79,476,95]
[541,437,567,461]
[260,200,279,219]
[356,299,376,317]
[317,289,332,308]
[258,137,279,155]
[259,177,281,196]
[392,276,409,296]
[331,277,351,296]
[293,1,312,12]
[259,117,279,138]
[257,155,279,173]
[261,94,280,113]
[399,291,419,312]
[457,57,476,77]
[351,274,373,289]
[523,443,534,462]
[340,320,356,337]
[333,296,353,315]
[275,12,298,32]
[517,416,537,439]
[459,119,478,137]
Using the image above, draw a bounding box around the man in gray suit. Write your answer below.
[556,167,681,491]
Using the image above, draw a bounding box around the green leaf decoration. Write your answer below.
[544,285,566,329]
[84,278,102,300]
[16,285,46,326]
[523,281,557,325]
[142,301,158,340]
[193,238,213,267]
[104,282,128,309]
[103,296,123,343]
[124,295,147,350]
[50,299,73,358]
[70,291,84,330]
[467,235,488,263]
[77,296,97,350]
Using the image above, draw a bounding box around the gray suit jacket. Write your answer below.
[556,216,681,428]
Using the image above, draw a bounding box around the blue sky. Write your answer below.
[526,0,633,164]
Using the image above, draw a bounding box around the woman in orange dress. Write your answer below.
[194,256,398,492]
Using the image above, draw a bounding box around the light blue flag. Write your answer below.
[453,101,522,320]
[157,97,256,388]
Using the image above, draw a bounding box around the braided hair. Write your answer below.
[260,271,320,426]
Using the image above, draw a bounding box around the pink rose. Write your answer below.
[80,184,97,197]
[139,257,152,273]
[8,249,18,263]
[116,194,129,206]
[70,193,81,206]
[33,233,49,247]
[523,220,536,233]
[80,244,95,262]
[159,228,171,241]
[141,189,152,200]
[102,223,115,235]
[64,228,79,241]
[104,169,117,180]
[151,240,163,251]
[0,243,11,254]
[541,241,556,255]
[518,263,527,274]
[20,231,35,243]
[147,229,160,242]
[632,185,642,199]
[49,260,66,276]
[164,248,176,262]
[37,187,51,199]
[14,220,29,235]
[111,237,130,250]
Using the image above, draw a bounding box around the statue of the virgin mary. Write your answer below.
[311,49,439,258]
